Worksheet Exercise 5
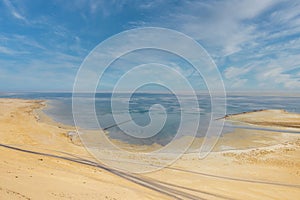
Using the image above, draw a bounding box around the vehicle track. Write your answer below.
[1,143,299,200]
[0,143,229,200]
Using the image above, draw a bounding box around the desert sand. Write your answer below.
[0,99,299,199]
[225,109,300,129]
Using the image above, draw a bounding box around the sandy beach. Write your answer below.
[0,99,299,199]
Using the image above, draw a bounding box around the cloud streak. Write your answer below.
[0,0,299,91]
[2,0,27,22]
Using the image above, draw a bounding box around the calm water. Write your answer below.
[1,92,299,145]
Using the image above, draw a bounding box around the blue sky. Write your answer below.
[0,0,300,92]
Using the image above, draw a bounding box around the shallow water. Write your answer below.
[1,92,299,145]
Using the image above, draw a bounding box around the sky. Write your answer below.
[0,0,300,92]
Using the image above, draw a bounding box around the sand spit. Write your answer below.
[225,109,300,129]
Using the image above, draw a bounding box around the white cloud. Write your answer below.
[223,66,251,89]
[1,0,299,92]
[231,78,248,88]
[224,66,252,79]
[3,0,27,22]
[0,45,29,55]
[12,34,46,50]
[0,57,77,91]
[0,46,15,55]
[256,67,300,89]
[269,1,300,28]
[162,0,278,56]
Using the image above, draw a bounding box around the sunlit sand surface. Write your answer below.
[0,99,299,199]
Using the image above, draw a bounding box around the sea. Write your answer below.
[1,92,299,146]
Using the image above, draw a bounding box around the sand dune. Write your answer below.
[0,99,299,199]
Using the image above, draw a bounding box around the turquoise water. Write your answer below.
[1,92,300,145]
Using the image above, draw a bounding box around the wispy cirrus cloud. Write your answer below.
[2,0,28,22]
[0,0,300,91]
[139,0,278,57]
[257,67,300,89]
[0,46,16,55]
[124,0,300,90]
[224,66,253,80]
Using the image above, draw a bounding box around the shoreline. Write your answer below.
[43,99,300,153]
[1,97,299,154]
[0,98,299,199]
[0,98,173,199]
[225,109,300,129]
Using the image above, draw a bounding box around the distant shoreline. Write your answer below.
[1,91,300,96]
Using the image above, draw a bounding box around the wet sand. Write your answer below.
[0,99,299,199]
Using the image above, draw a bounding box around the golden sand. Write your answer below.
[225,109,300,129]
[0,99,299,199]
